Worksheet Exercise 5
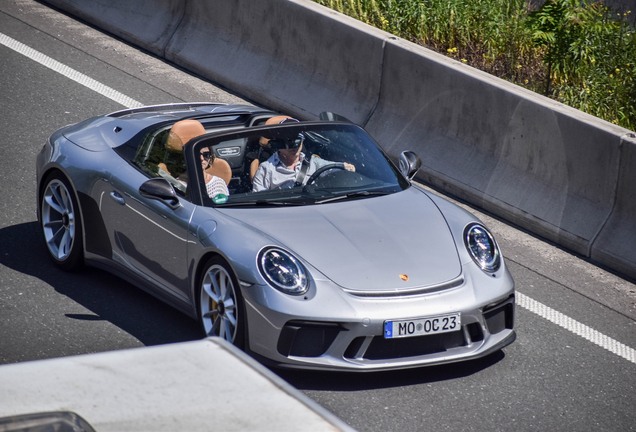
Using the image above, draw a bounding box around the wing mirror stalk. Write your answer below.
[139,178,181,210]
[399,151,422,181]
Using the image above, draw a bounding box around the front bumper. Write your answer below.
[242,264,516,371]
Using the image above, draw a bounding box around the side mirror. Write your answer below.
[399,151,422,181]
[139,178,181,209]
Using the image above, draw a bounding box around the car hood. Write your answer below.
[220,188,462,292]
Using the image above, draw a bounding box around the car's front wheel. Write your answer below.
[198,257,245,348]
[40,172,84,271]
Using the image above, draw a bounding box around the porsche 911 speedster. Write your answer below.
[36,102,515,371]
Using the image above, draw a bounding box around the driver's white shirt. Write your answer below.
[252,152,338,192]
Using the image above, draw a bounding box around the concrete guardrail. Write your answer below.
[43,0,636,280]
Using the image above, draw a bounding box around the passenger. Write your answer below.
[199,148,229,202]
[252,118,355,192]
[165,119,229,202]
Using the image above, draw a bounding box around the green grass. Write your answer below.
[314,0,636,131]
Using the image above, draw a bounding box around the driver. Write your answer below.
[252,118,355,192]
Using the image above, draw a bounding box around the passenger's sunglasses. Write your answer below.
[200,150,213,161]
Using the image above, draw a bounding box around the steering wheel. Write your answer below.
[305,164,346,185]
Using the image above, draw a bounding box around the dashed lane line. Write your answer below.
[0,32,143,109]
[517,292,636,364]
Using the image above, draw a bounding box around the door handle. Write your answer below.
[110,191,125,205]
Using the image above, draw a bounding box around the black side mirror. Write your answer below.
[139,178,181,209]
[399,151,422,181]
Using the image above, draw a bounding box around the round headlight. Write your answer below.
[464,224,501,273]
[258,247,308,295]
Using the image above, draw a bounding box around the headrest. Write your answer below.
[259,115,295,146]
[167,119,206,151]
[206,157,232,185]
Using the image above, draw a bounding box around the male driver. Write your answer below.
[251,119,355,192]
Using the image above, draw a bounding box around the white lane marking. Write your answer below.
[517,292,636,364]
[0,32,143,109]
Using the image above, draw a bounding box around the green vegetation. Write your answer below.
[313,0,636,131]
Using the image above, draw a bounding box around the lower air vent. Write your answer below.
[277,321,342,357]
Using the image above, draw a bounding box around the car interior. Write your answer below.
[131,113,278,199]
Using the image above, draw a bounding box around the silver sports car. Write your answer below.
[36,103,515,371]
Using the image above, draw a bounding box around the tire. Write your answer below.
[40,172,84,271]
[198,256,245,349]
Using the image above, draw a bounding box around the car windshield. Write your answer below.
[190,123,410,207]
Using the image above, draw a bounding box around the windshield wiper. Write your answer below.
[215,199,308,207]
[315,190,390,204]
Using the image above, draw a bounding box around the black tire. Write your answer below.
[198,256,246,349]
[40,171,84,271]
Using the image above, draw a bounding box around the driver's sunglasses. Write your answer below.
[200,150,213,161]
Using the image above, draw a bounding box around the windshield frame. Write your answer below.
[184,121,410,207]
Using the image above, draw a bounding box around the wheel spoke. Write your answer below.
[223,297,235,311]
[218,271,227,298]
[219,318,227,340]
[51,185,68,212]
[44,219,63,229]
[47,224,65,253]
[49,224,65,241]
[210,314,221,336]
[203,310,217,320]
[203,280,219,303]
[211,270,222,297]
[44,194,65,216]
[59,229,71,259]
[225,310,237,328]
[222,318,234,342]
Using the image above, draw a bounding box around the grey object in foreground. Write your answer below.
[0,338,355,432]
[35,103,515,371]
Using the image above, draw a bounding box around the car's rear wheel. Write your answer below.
[198,257,245,349]
[40,172,83,271]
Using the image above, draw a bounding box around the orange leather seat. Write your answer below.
[166,119,232,186]
[206,158,232,186]
[167,119,206,151]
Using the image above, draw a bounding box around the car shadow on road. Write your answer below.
[0,221,202,347]
[272,348,506,391]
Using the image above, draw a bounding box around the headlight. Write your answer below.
[464,224,501,273]
[258,247,308,295]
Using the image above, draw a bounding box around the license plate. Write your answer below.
[384,313,461,339]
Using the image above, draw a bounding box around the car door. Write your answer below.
[98,168,195,303]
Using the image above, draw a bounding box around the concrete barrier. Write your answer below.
[40,0,636,279]
[591,133,636,280]
[365,38,627,258]
[163,0,387,125]
[42,0,183,56]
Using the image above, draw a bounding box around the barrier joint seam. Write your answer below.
[362,37,390,128]
[587,135,624,257]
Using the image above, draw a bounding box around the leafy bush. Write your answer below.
[314,0,635,131]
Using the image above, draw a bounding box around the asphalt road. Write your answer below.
[1,2,635,431]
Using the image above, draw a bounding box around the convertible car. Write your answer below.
[36,103,515,371]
